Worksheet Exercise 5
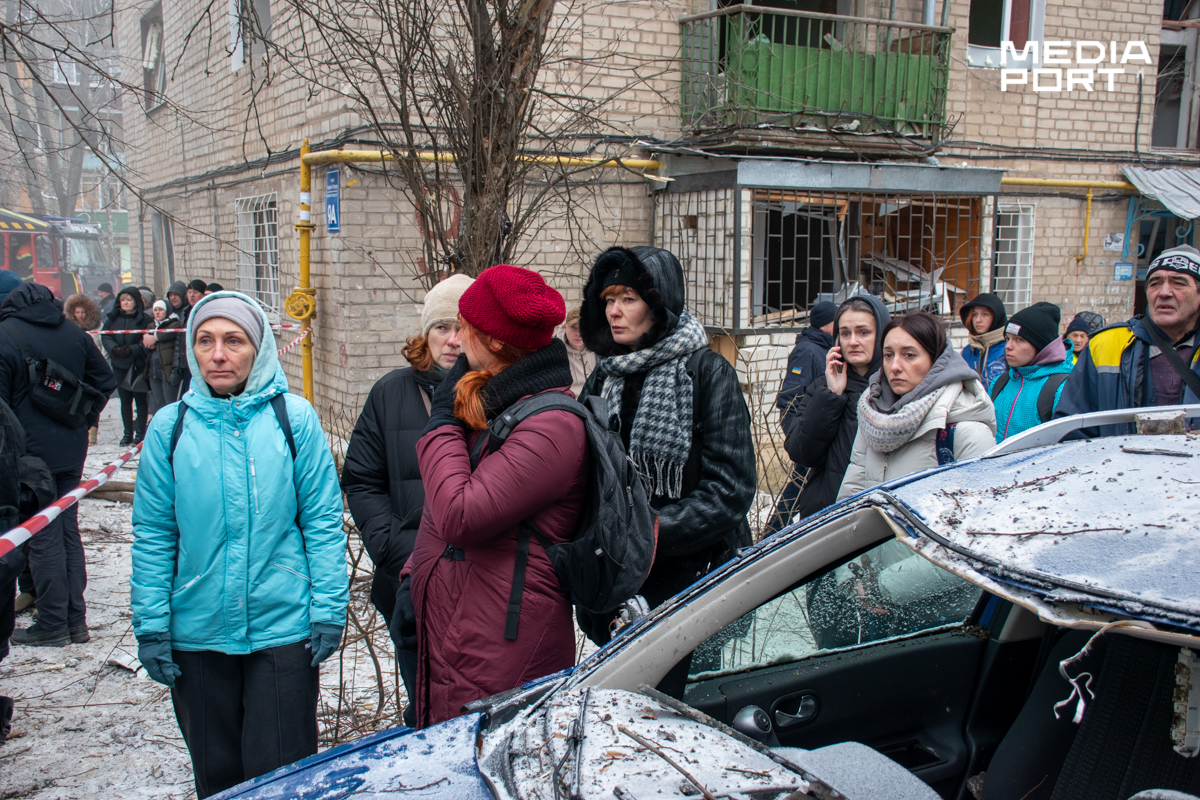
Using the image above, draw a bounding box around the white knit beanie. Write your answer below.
[420,274,475,336]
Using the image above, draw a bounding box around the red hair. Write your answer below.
[453,317,534,430]
[401,334,435,372]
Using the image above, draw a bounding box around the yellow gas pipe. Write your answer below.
[998,177,1136,272]
[285,139,317,404]
[287,145,663,406]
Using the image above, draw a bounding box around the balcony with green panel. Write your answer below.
[680,4,952,147]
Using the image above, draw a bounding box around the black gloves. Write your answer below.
[422,354,469,436]
[112,345,132,358]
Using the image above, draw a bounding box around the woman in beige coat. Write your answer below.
[560,306,596,398]
[837,311,996,500]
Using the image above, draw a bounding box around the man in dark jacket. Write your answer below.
[767,300,837,534]
[579,246,755,694]
[172,280,206,394]
[95,282,115,316]
[776,301,837,427]
[1057,245,1200,436]
[0,282,116,646]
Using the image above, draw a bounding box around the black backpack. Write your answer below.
[469,393,657,641]
[989,371,1069,424]
[2,320,103,429]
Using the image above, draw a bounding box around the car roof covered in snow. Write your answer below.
[882,434,1200,638]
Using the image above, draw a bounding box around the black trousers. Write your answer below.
[117,387,148,437]
[27,471,86,631]
[171,642,319,799]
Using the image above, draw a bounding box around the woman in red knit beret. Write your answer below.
[402,264,588,727]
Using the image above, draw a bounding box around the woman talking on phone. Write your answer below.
[782,296,890,520]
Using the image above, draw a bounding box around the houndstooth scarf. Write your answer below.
[599,311,709,498]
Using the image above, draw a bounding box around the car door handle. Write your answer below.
[774,694,818,727]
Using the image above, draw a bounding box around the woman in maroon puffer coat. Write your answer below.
[404,265,588,728]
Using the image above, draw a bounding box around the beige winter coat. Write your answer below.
[837,380,997,500]
[559,329,597,399]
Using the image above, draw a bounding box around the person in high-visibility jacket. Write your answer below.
[1056,245,1200,436]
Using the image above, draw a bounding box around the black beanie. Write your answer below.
[959,293,1008,332]
[809,301,838,329]
[1065,314,1091,336]
[1006,302,1061,354]
[97,282,113,294]
[206,282,225,293]
[188,279,208,294]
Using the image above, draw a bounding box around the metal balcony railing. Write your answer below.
[680,4,952,139]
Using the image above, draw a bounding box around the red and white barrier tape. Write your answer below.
[90,323,303,335]
[0,442,143,560]
[276,327,311,355]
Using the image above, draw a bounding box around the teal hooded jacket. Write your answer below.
[990,340,1076,443]
[131,292,347,653]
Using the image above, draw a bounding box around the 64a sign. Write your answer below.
[325,167,341,234]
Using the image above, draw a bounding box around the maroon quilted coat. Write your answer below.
[406,388,588,728]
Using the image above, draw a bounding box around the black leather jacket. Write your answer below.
[579,246,755,626]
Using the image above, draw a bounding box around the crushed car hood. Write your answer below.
[882,434,1200,637]
[215,713,491,800]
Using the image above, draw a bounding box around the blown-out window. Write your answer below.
[140,4,165,110]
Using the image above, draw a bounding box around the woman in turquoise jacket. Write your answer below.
[131,291,348,799]
[990,302,1075,442]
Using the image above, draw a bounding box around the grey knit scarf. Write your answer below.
[599,311,709,498]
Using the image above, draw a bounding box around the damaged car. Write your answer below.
[215,406,1200,800]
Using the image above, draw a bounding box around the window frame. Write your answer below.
[140,4,166,112]
[233,193,280,321]
[965,0,1046,70]
[992,203,1035,311]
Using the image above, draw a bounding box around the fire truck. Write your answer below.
[0,207,117,298]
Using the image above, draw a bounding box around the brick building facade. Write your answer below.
[115,0,1198,416]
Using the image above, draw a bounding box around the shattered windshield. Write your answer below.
[687,538,981,682]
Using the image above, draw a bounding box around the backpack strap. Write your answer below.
[467,393,585,470]
[471,391,587,640]
[936,423,958,466]
[269,393,298,461]
[169,400,190,465]
[1037,373,1069,423]
[1,320,36,365]
[989,370,1010,401]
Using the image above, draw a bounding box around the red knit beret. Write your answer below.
[458,264,565,350]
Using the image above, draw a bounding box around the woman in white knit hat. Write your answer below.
[340,272,473,726]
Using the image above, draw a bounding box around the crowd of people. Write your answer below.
[1,242,1199,796]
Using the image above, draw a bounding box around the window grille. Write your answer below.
[234,194,279,320]
[658,186,985,332]
[992,204,1034,311]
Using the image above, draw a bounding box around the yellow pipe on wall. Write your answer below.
[289,139,317,405]
[300,149,664,172]
[1000,177,1136,191]
[1074,188,1093,269]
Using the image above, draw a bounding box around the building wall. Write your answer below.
[115,0,685,411]
[117,0,1182,418]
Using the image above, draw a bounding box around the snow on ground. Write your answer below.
[0,400,408,800]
